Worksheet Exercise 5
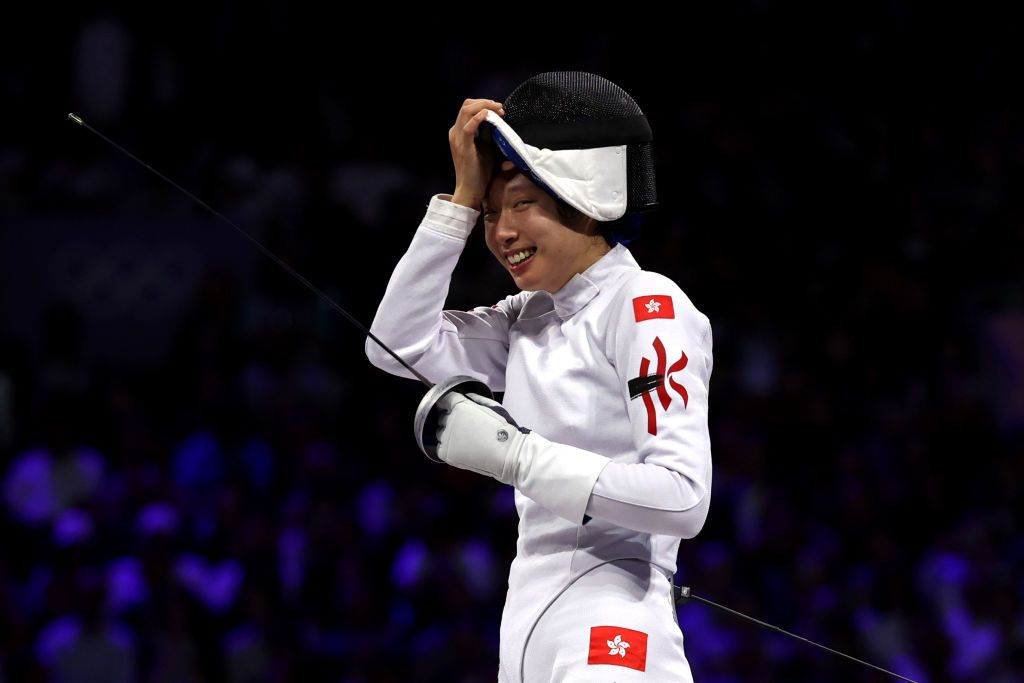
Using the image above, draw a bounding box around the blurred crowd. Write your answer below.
[1,5,1022,682]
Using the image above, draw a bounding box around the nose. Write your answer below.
[493,210,518,245]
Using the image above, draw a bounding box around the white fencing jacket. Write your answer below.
[365,194,713,674]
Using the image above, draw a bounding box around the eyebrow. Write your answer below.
[506,175,533,191]
[483,177,535,209]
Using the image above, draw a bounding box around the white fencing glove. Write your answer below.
[435,392,609,525]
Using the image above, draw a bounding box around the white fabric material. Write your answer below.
[436,392,610,525]
[365,194,713,682]
[485,110,628,222]
[522,559,693,682]
[587,461,709,538]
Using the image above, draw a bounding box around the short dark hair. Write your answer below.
[552,196,620,244]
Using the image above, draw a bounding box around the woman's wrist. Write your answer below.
[451,187,483,209]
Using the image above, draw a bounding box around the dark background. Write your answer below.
[1,4,1022,681]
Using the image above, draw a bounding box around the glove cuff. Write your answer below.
[512,433,610,525]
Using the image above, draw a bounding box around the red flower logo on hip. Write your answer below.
[631,336,688,436]
[588,625,648,671]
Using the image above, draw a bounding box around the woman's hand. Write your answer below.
[449,98,504,209]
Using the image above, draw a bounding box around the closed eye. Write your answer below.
[483,200,530,220]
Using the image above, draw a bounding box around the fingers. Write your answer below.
[448,100,505,208]
[435,392,465,444]
[462,109,489,135]
[452,99,504,137]
[435,397,454,444]
[460,98,504,122]
[438,391,468,411]
[466,392,501,409]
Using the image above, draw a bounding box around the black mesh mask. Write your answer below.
[497,72,657,216]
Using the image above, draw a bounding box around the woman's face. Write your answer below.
[482,164,609,293]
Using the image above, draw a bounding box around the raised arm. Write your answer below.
[365,99,517,389]
[364,195,518,389]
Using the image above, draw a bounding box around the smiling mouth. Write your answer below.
[507,247,537,270]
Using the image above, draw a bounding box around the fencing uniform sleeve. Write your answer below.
[365,194,516,391]
[583,272,714,538]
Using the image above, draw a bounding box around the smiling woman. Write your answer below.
[365,72,713,683]
[481,161,611,294]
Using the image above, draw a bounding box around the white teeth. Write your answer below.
[507,248,536,265]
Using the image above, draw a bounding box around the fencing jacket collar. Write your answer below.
[549,243,639,319]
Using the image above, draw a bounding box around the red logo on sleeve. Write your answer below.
[638,336,689,436]
[588,625,648,671]
[632,295,675,322]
